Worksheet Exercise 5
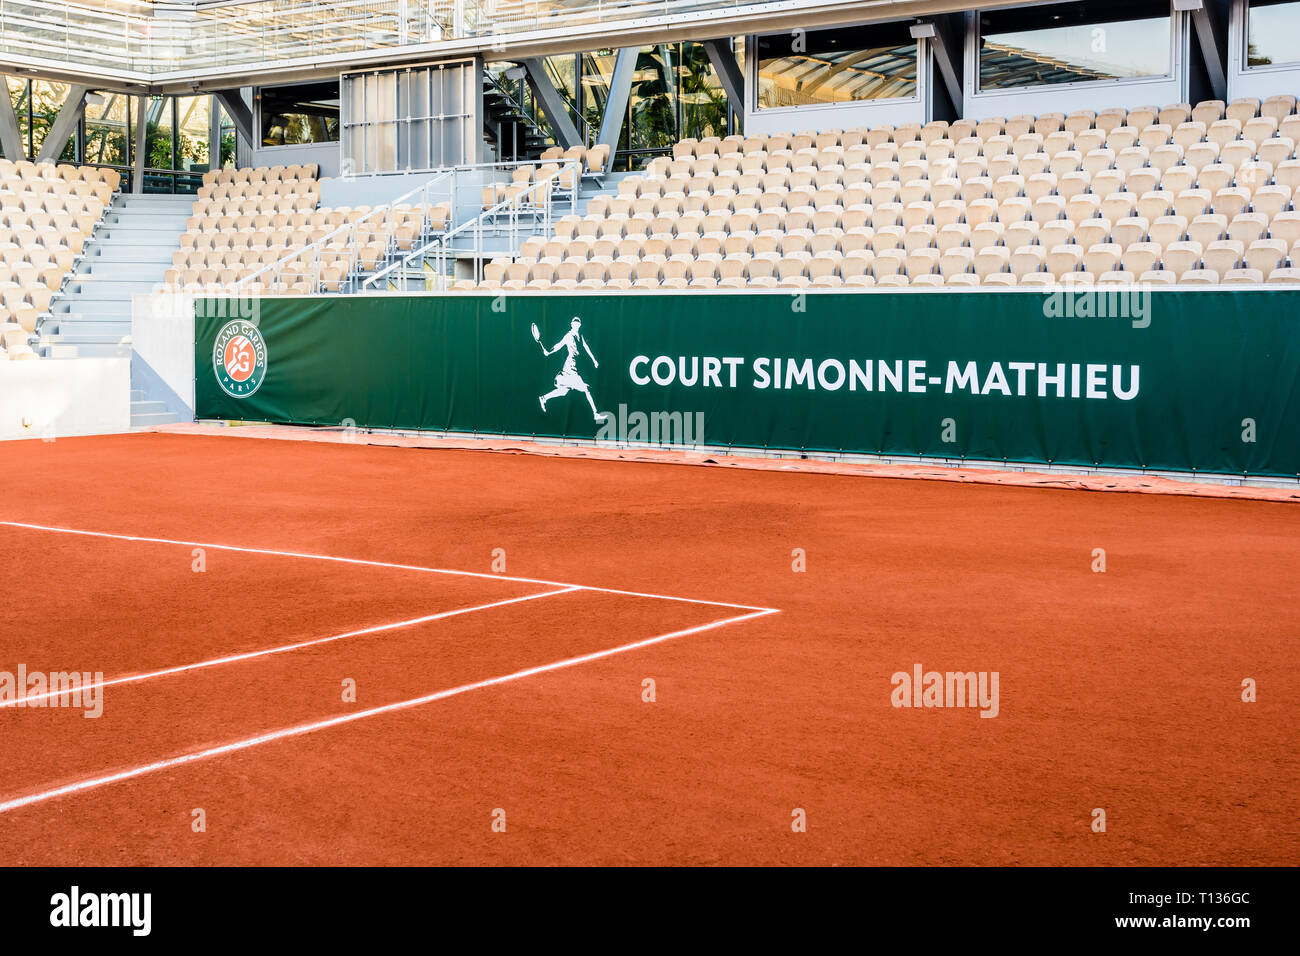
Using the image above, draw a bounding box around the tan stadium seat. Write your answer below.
[1203,239,1245,277]
[1122,243,1163,275]
[1163,241,1204,275]
[1139,269,1177,286]
[1019,273,1055,287]
[1046,244,1084,278]
[1227,213,1268,245]
[1186,213,1227,246]
[1172,189,1211,220]
[1270,211,1300,246]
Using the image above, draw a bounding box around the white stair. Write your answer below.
[39,193,193,427]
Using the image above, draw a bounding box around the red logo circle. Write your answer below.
[222,335,256,383]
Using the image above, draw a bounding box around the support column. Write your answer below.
[132,94,148,193]
[520,57,582,150]
[35,83,90,163]
[702,39,744,129]
[0,74,25,160]
[597,47,638,169]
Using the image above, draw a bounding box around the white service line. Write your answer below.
[0,586,580,709]
[0,521,776,613]
[0,607,779,815]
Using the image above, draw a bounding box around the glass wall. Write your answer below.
[83,92,130,168]
[3,79,78,162]
[756,23,919,109]
[1246,0,1300,67]
[259,80,339,146]
[0,79,214,191]
[176,96,213,189]
[979,0,1173,91]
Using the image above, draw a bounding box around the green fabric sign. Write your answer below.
[195,290,1300,477]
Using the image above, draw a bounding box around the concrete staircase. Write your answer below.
[40,193,193,427]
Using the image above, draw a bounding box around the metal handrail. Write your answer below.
[363,158,580,292]
[484,66,597,150]
[235,167,458,294]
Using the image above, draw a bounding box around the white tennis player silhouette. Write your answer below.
[534,317,608,422]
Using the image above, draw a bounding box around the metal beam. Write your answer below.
[702,38,744,125]
[212,88,253,148]
[1177,0,1227,102]
[208,93,223,171]
[913,20,961,115]
[0,75,25,160]
[34,83,89,163]
[132,94,148,193]
[597,47,637,169]
[519,57,581,150]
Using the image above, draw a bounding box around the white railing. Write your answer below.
[236,168,458,294]
[363,158,580,292]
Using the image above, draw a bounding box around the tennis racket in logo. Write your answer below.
[213,320,268,398]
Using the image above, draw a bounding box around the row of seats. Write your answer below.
[200,163,319,186]
[485,236,1300,281]
[1,163,117,359]
[628,154,1300,196]
[538,143,610,175]
[176,164,325,293]
[572,187,1299,229]
[478,260,1300,290]
[529,219,1300,262]
[196,178,323,202]
[664,95,1299,159]
[0,158,119,190]
[471,95,1300,291]
[482,161,580,208]
[649,134,1300,180]
[166,164,455,294]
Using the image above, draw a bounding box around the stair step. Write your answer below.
[43,318,131,336]
[131,411,182,428]
[51,301,134,317]
[38,339,132,358]
[79,262,169,281]
[65,277,166,295]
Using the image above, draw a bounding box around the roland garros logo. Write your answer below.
[213,320,267,398]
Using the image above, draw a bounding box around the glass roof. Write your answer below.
[0,0,786,81]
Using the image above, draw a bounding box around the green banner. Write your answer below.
[195,290,1300,478]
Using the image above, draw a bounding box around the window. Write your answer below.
[260,81,340,147]
[84,93,130,168]
[756,23,919,110]
[979,0,1172,91]
[1247,0,1300,67]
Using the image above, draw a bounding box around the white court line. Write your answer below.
[0,586,580,710]
[0,521,776,613]
[0,607,778,815]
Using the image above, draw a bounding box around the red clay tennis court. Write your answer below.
[0,430,1296,865]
